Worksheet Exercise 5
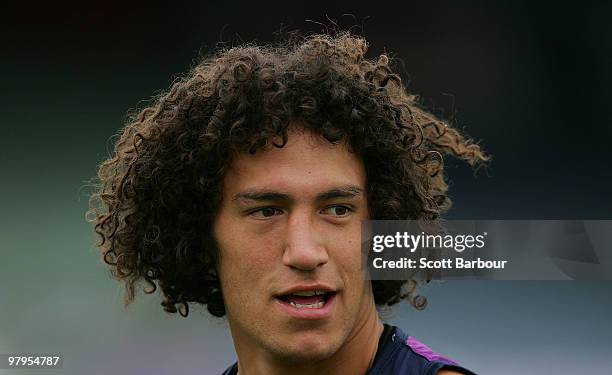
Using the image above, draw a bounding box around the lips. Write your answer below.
[274,284,338,318]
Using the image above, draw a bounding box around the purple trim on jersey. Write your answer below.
[406,336,459,365]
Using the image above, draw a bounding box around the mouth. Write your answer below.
[274,288,338,319]
[277,290,335,308]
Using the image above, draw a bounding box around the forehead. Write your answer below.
[221,130,366,196]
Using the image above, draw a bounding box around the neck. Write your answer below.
[234,302,384,375]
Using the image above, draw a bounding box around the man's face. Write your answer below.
[213,128,374,362]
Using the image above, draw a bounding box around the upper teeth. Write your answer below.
[292,290,327,296]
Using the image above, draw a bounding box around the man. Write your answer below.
[88,32,487,374]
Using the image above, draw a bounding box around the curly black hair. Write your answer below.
[87,32,488,318]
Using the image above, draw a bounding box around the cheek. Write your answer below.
[215,224,279,299]
[328,225,363,267]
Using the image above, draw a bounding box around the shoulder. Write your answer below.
[368,326,477,375]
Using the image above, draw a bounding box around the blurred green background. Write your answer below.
[1,1,611,374]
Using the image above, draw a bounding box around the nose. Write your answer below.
[282,210,329,272]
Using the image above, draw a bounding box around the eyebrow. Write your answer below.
[232,185,364,205]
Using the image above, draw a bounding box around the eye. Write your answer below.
[249,207,283,219]
[321,205,353,217]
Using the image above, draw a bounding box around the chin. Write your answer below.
[270,334,341,364]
